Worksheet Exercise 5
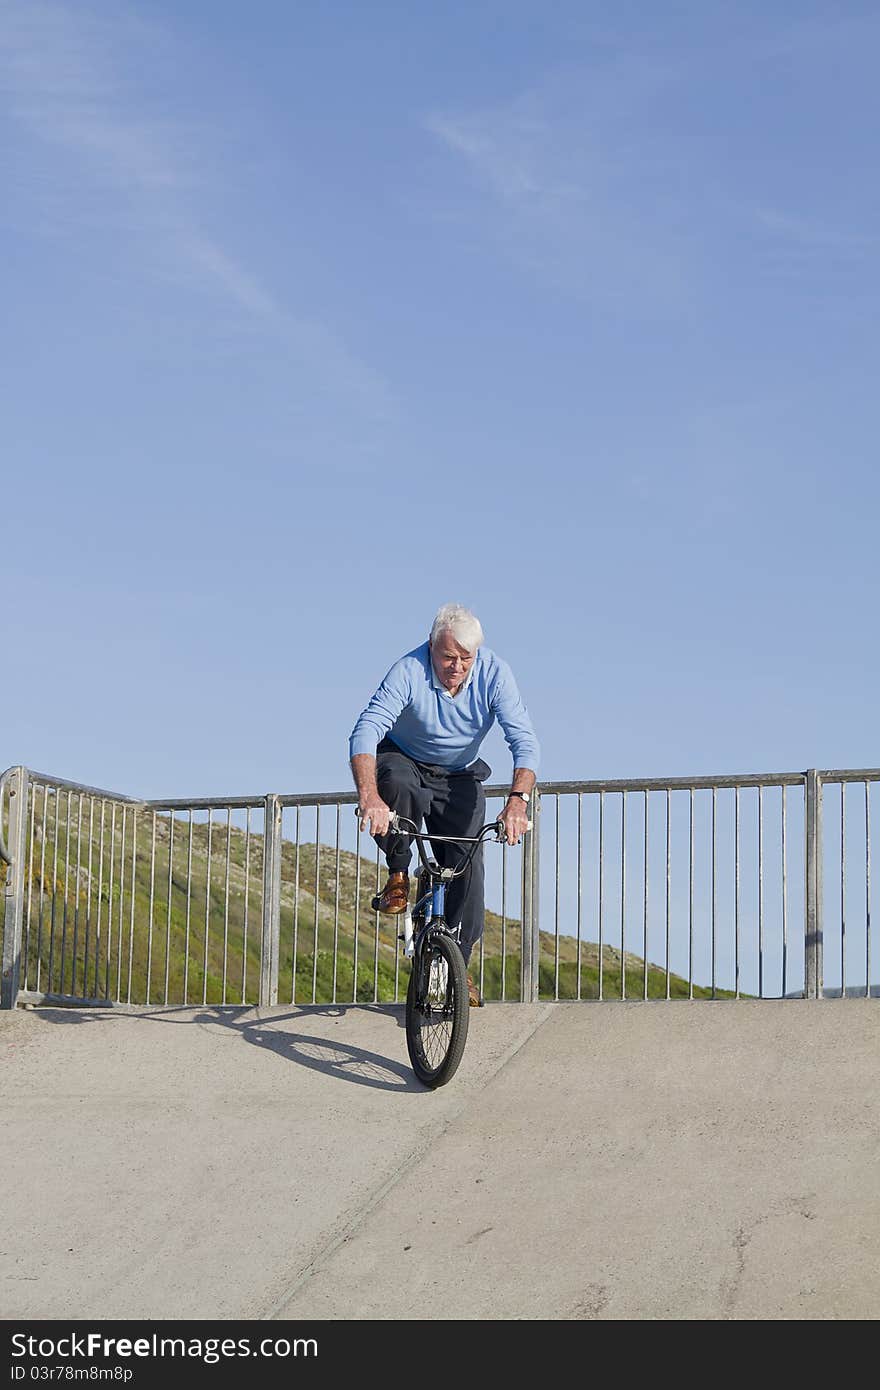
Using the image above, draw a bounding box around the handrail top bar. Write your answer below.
[13,766,880,818]
[279,785,516,808]
[145,797,267,811]
[108,769,880,812]
[24,770,144,804]
[817,768,880,784]
[533,773,809,794]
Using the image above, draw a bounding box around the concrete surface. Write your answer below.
[1,998,877,1321]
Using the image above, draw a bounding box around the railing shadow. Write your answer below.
[21,1002,427,1093]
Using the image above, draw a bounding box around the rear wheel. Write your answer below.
[405,930,469,1088]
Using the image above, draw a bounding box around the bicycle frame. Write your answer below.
[354,806,529,1086]
[389,811,508,960]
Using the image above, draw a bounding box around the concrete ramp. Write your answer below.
[1,999,877,1320]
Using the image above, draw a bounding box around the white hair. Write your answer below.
[430,603,484,653]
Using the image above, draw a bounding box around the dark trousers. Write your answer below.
[374,737,490,966]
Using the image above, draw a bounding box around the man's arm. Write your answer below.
[491,661,540,847]
[350,753,393,837]
[499,767,536,845]
[349,658,411,837]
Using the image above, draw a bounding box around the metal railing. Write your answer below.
[2,765,877,1009]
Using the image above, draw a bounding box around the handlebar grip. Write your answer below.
[355,806,400,827]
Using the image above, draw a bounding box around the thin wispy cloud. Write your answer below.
[753,208,874,254]
[423,58,694,313]
[0,0,278,316]
[423,17,879,312]
[0,0,396,427]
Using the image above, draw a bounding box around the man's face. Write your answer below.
[430,632,476,694]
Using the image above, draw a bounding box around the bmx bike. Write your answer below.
[365,809,527,1088]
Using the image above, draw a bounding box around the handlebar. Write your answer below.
[354,806,532,877]
[387,810,532,842]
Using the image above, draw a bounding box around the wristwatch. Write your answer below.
[507,791,530,805]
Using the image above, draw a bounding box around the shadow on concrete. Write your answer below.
[22,1001,426,1092]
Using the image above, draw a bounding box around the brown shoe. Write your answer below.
[375,871,410,914]
[467,974,483,1008]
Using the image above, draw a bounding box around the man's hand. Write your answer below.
[499,799,530,846]
[357,792,393,838]
[351,754,393,837]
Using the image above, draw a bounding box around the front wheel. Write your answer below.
[405,931,469,1088]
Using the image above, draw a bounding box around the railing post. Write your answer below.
[1,767,29,1010]
[521,789,541,1003]
[805,769,823,999]
[260,794,282,1006]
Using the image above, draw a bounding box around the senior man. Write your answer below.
[349,603,539,1006]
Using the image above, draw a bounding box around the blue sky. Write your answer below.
[2,0,878,800]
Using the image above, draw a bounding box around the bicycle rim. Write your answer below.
[405,932,469,1088]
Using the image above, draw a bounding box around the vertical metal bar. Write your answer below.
[183,812,193,1005]
[147,810,156,1005]
[74,795,85,1000]
[167,812,177,1006]
[518,809,527,1003]
[620,791,626,1001]
[373,845,380,1004]
[91,800,103,1006]
[576,793,582,1001]
[756,783,761,1000]
[528,789,541,1003]
[519,790,539,1004]
[60,790,72,994]
[598,790,605,1001]
[23,781,37,992]
[104,803,117,1002]
[554,795,560,1001]
[1,768,30,1009]
[333,805,341,1004]
[735,786,741,999]
[782,786,788,997]
[93,801,105,999]
[260,795,282,1007]
[353,820,361,1004]
[36,783,47,1000]
[312,807,321,1003]
[706,783,711,1000]
[127,811,137,1004]
[665,789,671,1000]
[805,770,823,999]
[202,811,212,1005]
[292,807,301,1005]
[501,829,508,1002]
[840,784,846,998]
[519,816,527,1003]
[116,806,127,1003]
[643,790,649,1001]
[242,808,251,1004]
[84,797,95,1002]
[222,809,231,1004]
[688,788,694,1000]
[865,782,871,999]
[50,790,63,993]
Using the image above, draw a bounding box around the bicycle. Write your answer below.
[364,809,527,1088]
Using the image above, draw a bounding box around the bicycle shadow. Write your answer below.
[23,1002,428,1093]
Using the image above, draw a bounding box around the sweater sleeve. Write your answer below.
[348,659,412,759]
[491,661,540,772]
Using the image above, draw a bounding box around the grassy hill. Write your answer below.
[13,807,732,1005]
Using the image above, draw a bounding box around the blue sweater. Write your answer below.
[349,642,539,773]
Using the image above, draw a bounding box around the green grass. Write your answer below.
[13,806,735,1005]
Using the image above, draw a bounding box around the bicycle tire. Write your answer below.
[405,930,469,1088]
